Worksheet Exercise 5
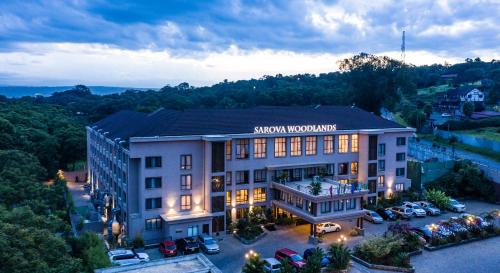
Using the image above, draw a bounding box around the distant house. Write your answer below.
[437,86,484,113]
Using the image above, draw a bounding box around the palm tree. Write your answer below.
[327,243,350,272]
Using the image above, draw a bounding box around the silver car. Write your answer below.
[198,235,220,254]
[364,210,384,223]
[417,201,441,216]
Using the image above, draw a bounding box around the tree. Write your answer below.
[424,189,450,210]
[301,248,323,273]
[462,101,474,117]
[242,252,265,273]
[279,258,297,273]
[328,243,351,271]
[309,180,322,196]
[423,104,433,118]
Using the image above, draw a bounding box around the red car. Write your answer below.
[274,248,305,270]
[159,240,177,257]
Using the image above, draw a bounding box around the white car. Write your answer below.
[403,202,426,217]
[108,249,150,266]
[448,199,466,212]
[316,222,341,234]
[416,201,441,216]
[198,234,220,254]
[263,257,281,273]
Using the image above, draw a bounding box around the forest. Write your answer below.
[0,53,499,272]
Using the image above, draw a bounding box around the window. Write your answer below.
[396,153,406,161]
[368,180,377,194]
[395,183,404,192]
[181,175,192,190]
[368,163,377,177]
[338,135,348,153]
[323,135,334,154]
[378,160,385,171]
[333,200,344,211]
[145,197,162,210]
[254,138,267,158]
[180,195,192,210]
[350,162,358,175]
[212,142,225,172]
[236,139,249,159]
[320,201,332,213]
[274,137,286,157]
[253,188,266,202]
[180,155,192,170]
[236,207,248,219]
[145,177,162,189]
[396,168,405,177]
[351,134,358,152]
[378,143,386,156]
[226,140,232,160]
[236,170,249,184]
[145,156,161,168]
[397,137,406,146]
[346,198,356,210]
[295,196,303,209]
[211,176,224,192]
[327,164,335,175]
[236,189,248,204]
[305,136,317,155]
[226,191,232,206]
[226,171,232,185]
[254,169,267,183]
[378,175,385,188]
[211,196,225,213]
[368,135,378,160]
[290,136,302,156]
[187,225,198,237]
[338,163,348,175]
[286,193,293,205]
[145,218,162,230]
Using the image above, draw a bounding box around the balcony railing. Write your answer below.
[272,176,368,199]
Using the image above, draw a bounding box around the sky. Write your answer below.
[0,0,499,87]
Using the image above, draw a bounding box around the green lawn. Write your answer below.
[454,127,500,142]
[419,134,500,162]
[416,84,450,96]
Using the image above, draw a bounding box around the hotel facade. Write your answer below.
[87,106,414,244]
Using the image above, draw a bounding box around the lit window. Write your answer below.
[211,176,224,192]
[180,195,192,210]
[236,139,249,159]
[351,134,358,152]
[338,135,349,153]
[305,136,317,155]
[226,141,232,160]
[226,191,232,206]
[274,137,286,157]
[290,137,302,156]
[378,175,385,188]
[254,138,267,158]
[346,198,356,210]
[350,162,358,175]
[253,188,266,203]
[180,154,192,170]
[181,174,192,190]
[395,183,404,192]
[236,189,248,204]
[145,218,162,230]
[323,135,334,154]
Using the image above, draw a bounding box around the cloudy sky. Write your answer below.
[0,0,499,87]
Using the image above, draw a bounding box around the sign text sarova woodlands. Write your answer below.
[253,124,337,134]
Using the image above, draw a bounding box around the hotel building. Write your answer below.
[87,106,414,243]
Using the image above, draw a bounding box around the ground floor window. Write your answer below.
[187,225,199,237]
[212,216,225,233]
[145,217,162,230]
[333,200,344,211]
[320,201,331,213]
[395,183,404,192]
[253,187,266,203]
[346,198,356,210]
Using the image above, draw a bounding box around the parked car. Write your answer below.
[410,227,433,241]
[275,248,306,270]
[175,237,200,254]
[403,202,426,217]
[108,249,149,266]
[448,199,466,212]
[416,201,441,216]
[263,258,282,273]
[376,208,399,221]
[316,222,341,234]
[159,240,177,257]
[197,234,220,254]
[303,248,331,267]
[364,210,384,223]
[390,206,412,219]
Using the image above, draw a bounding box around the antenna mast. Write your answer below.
[401,30,406,64]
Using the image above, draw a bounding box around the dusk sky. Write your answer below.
[1,0,499,87]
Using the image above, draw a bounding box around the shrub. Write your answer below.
[424,189,450,210]
[393,252,411,268]
[132,234,145,248]
[242,252,265,273]
[302,248,323,273]
[76,217,84,231]
[350,228,360,236]
[236,217,263,240]
[328,243,350,271]
[353,235,406,266]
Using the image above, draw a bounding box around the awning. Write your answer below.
[160,211,214,224]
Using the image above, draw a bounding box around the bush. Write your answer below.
[327,243,350,271]
[438,117,500,131]
[132,234,145,248]
[423,189,450,210]
[236,218,263,240]
[76,217,84,231]
[393,252,411,268]
[353,235,410,267]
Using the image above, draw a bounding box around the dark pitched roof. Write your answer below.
[92,106,407,139]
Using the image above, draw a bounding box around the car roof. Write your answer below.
[264,258,281,265]
[163,240,175,246]
[109,249,133,255]
[199,234,214,239]
[277,248,297,255]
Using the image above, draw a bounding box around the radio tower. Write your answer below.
[401,30,406,64]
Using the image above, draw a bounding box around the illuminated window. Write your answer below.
[226,141,232,160]
[333,200,344,211]
[338,135,348,153]
[236,139,249,159]
[181,175,192,190]
[226,191,232,206]
[180,195,192,211]
[378,175,385,188]
[274,137,286,157]
[305,136,317,155]
[211,176,224,192]
[323,135,334,154]
[145,218,162,230]
[290,136,302,156]
[180,154,192,170]
[350,162,358,175]
[236,189,248,204]
[339,179,348,184]
[253,188,266,202]
[254,138,267,158]
[395,183,404,191]
[351,134,358,152]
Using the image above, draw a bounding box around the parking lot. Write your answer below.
[145,200,499,273]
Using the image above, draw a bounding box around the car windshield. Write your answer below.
[385,210,394,215]
[166,245,176,250]
[204,239,216,245]
[290,254,303,262]
[427,203,436,208]
[450,200,459,205]
[413,205,422,209]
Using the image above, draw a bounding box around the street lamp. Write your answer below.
[337,234,347,244]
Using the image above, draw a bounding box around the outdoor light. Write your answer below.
[111,216,120,236]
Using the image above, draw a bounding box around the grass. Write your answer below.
[454,127,500,142]
[419,134,500,162]
[394,112,409,126]
[416,84,450,96]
